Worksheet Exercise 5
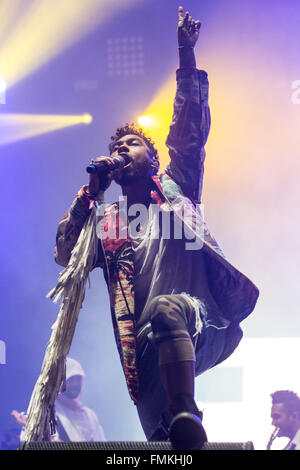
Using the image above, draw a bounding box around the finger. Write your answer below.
[92,156,114,164]
[183,11,189,27]
[195,20,201,31]
[92,156,108,162]
[178,6,184,26]
[178,5,184,20]
[192,19,200,34]
[187,14,193,31]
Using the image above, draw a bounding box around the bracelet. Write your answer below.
[178,45,194,49]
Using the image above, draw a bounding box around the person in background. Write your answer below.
[12,357,106,442]
[268,390,300,450]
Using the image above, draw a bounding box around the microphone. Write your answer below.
[86,155,127,174]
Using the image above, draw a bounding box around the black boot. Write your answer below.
[149,409,173,442]
[168,393,207,450]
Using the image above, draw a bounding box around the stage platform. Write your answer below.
[19,440,254,450]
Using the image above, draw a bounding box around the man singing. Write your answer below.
[25,7,259,449]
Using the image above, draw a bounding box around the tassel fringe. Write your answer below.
[22,208,97,441]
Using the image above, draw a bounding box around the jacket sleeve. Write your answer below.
[165,67,211,202]
[54,186,104,268]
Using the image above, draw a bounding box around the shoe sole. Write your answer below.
[169,412,208,450]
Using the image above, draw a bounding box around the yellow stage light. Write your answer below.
[0,0,138,88]
[82,113,93,124]
[138,115,159,128]
[0,113,92,146]
[0,0,22,46]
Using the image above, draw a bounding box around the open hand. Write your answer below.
[178,6,201,47]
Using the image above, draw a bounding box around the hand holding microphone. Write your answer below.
[87,156,114,195]
[86,154,127,174]
[86,155,128,195]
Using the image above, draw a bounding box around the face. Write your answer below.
[110,134,154,185]
[271,403,293,438]
[63,375,83,399]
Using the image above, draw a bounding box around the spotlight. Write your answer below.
[138,115,158,128]
[0,0,139,88]
[82,113,93,124]
[0,113,95,146]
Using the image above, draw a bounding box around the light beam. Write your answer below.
[0,0,138,88]
[0,113,93,146]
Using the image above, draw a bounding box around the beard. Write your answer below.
[113,162,152,186]
[113,169,138,186]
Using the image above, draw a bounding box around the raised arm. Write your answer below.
[165,7,211,202]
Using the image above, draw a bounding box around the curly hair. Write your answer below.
[271,390,300,416]
[109,122,160,175]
